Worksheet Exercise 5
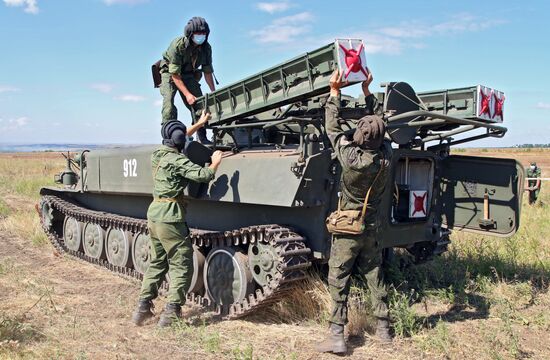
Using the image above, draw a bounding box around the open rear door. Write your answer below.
[438,155,524,237]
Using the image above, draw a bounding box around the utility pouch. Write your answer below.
[152,60,162,88]
[326,209,365,235]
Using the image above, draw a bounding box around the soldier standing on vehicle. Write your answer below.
[132,110,223,327]
[525,161,542,205]
[315,69,392,354]
[159,16,216,144]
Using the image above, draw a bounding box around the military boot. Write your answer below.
[315,323,347,354]
[157,303,182,328]
[131,299,154,326]
[197,127,212,145]
[375,319,393,343]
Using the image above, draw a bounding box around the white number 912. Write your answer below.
[123,159,138,177]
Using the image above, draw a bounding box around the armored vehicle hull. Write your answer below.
[39,39,524,318]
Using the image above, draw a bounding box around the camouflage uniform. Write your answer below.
[526,165,542,205]
[325,95,392,326]
[160,36,213,124]
[139,145,215,305]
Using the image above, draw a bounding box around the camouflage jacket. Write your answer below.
[526,167,542,188]
[161,36,213,77]
[325,95,392,227]
[147,145,215,223]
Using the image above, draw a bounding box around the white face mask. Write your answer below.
[192,34,206,45]
[530,165,536,171]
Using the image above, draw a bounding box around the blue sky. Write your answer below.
[0,0,549,146]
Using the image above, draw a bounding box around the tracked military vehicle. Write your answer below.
[39,39,524,318]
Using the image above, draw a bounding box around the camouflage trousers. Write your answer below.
[328,230,389,326]
[139,221,194,305]
[528,189,540,204]
[159,72,202,124]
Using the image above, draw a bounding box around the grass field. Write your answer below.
[0,149,548,359]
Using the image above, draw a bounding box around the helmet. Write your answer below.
[184,16,210,39]
[161,120,187,151]
[352,115,386,149]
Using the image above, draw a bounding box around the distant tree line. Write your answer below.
[513,144,550,148]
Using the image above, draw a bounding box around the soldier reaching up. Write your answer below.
[132,110,222,327]
[316,69,393,354]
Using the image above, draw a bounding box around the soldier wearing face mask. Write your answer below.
[158,16,216,144]
[525,162,542,205]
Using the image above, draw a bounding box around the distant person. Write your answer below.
[525,162,542,205]
[132,111,223,327]
[315,69,392,354]
[158,16,216,144]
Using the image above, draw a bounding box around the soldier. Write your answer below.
[159,16,216,144]
[132,110,223,327]
[525,161,542,205]
[315,69,392,354]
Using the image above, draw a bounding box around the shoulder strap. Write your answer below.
[153,153,169,179]
[360,153,386,219]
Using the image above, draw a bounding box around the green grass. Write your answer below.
[0,316,45,348]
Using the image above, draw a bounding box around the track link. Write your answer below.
[40,194,311,319]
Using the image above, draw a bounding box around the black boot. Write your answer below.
[131,299,154,326]
[158,303,182,328]
[375,319,393,343]
[315,323,347,354]
[197,127,212,145]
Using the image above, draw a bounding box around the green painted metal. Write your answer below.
[439,155,524,236]
[193,42,337,125]
[417,86,479,119]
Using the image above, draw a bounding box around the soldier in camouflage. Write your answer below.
[315,69,393,354]
[160,16,216,144]
[132,110,223,327]
[525,162,542,205]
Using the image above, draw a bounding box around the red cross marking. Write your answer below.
[479,89,492,117]
[493,93,505,119]
[339,43,369,79]
[412,192,427,216]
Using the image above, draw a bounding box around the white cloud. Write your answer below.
[115,94,146,102]
[153,99,162,107]
[536,102,550,110]
[378,14,505,40]
[256,1,292,14]
[90,83,115,93]
[103,0,148,5]
[3,0,38,14]
[250,12,314,44]
[0,85,20,93]
[0,117,29,132]
[346,13,505,55]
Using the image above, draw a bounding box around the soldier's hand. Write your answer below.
[361,67,374,95]
[329,69,346,92]
[198,110,211,126]
[211,150,223,166]
[186,93,197,105]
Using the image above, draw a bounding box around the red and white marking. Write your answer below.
[409,190,428,218]
[476,85,505,123]
[335,39,368,83]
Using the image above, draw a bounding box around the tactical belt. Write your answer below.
[153,197,188,206]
